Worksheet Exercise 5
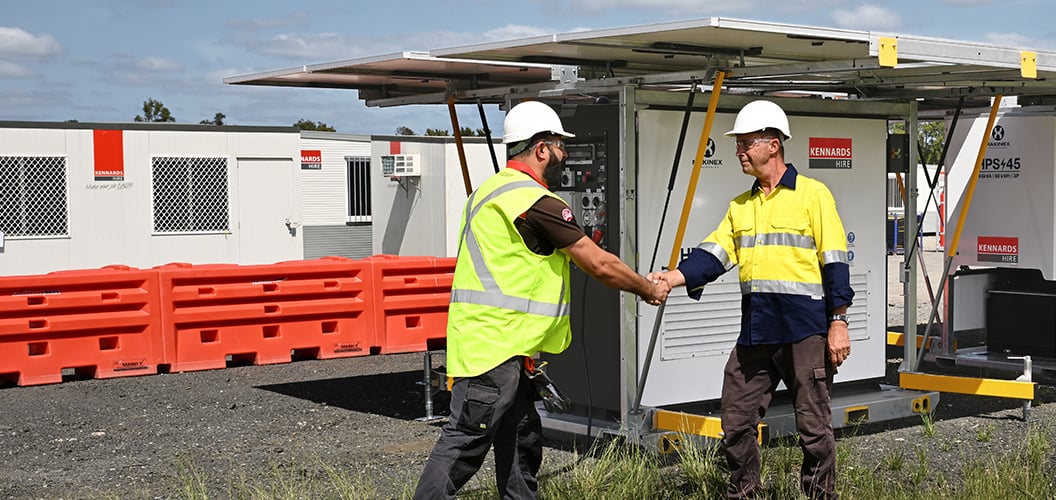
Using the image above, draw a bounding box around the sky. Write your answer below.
[2,0,1054,136]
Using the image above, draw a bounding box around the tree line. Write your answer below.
[129,98,490,136]
[131,97,336,131]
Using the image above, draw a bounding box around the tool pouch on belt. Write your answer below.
[524,358,571,413]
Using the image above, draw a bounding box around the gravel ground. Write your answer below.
[2,241,1054,498]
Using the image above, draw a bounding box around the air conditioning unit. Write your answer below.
[380,154,421,177]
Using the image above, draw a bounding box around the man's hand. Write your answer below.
[828,321,851,367]
[646,269,686,288]
[642,278,671,306]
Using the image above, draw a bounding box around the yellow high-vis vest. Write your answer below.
[446,169,572,378]
[696,172,848,297]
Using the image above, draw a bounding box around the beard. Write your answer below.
[542,147,566,190]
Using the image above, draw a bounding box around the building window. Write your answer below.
[152,156,229,233]
[347,156,371,223]
[0,156,68,237]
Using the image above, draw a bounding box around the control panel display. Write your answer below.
[555,136,608,249]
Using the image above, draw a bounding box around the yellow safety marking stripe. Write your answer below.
[900,372,1034,400]
[911,395,932,414]
[1022,51,1038,79]
[654,410,767,444]
[878,37,898,67]
[844,405,869,426]
[886,331,940,349]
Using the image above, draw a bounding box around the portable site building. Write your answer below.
[0,125,503,276]
[228,19,1056,442]
[299,131,504,260]
[0,122,303,276]
[369,135,503,258]
[299,131,374,260]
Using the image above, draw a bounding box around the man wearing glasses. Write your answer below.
[650,100,853,499]
[414,100,670,499]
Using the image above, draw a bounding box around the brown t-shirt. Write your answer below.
[514,196,586,255]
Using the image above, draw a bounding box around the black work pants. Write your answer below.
[413,356,542,499]
[720,334,837,500]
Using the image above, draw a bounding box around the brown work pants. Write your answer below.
[720,334,836,499]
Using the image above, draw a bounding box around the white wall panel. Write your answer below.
[300,132,371,226]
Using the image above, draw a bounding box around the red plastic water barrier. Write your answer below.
[157,257,374,372]
[0,265,165,386]
[365,255,455,354]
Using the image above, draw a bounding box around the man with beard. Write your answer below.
[413,100,670,499]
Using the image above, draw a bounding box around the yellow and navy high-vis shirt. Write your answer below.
[677,164,853,345]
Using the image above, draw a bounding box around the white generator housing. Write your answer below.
[638,109,888,406]
[946,109,1056,277]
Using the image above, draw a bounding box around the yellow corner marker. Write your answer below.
[1022,51,1038,79]
[879,37,898,67]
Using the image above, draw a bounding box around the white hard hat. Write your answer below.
[502,101,575,144]
[725,100,791,140]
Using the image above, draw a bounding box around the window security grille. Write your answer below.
[347,156,372,222]
[152,157,229,233]
[0,156,68,237]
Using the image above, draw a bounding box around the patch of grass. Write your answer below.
[759,437,802,498]
[173,457,209,500]
[920,411,937,438]
[909,445,930,487]
[880,448,906,472]
[164,421,1056,500]
[539,438,669,500]
[169,455,383,500]
[675,437,726,498]
[975,423,995,443]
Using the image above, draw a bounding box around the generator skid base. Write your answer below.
[539,385,938,454]
[931,347,1056,383]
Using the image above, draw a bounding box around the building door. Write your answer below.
[236,158,299,264]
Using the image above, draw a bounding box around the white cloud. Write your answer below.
[983,32,1030,47]
[227,11,309,30]
[982,32,1056,50]
[0,27,61,58]
[254,32,364,60]
[830,5,902,31]
[135,56,183,72]
[573,0,739,11]
[940,0,991,4]
[481,24,554,41]
[0,60,32,77]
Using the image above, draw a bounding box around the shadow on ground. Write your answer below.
[256,369,451,421]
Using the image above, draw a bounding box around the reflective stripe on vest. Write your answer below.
[450,179,570,318]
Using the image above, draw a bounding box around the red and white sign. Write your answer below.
[300,149,322,170]
[93,130,125,181]
[977,236,1019,264]
[808,137,853,169]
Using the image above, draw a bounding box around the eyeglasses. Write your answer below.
[541,139,566,152]
[734,137,775,152]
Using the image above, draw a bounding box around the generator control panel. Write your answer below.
[554,135,608,249]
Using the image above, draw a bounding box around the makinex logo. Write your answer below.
[988,125,1010,148]
[808,137,852,169]
[977,236,1018,264]
[696,137,723,168]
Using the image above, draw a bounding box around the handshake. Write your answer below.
[639,269,686,306]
